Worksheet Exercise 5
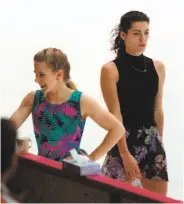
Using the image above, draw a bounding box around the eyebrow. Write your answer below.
[133,29,149,32]
[34,71,45,74]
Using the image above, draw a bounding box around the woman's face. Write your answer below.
[34,62,63,94]
[121,21,150,54]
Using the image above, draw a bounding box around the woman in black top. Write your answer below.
[101,11,168,195]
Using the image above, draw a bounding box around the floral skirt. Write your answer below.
[101,126,168,181]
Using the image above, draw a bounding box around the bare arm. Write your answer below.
[100,62,122,120]
[100,62,130,157]
[80,94,126,161]
[10,91,35,129]
[154,61,166,136]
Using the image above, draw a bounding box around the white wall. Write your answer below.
[0,0,183,200]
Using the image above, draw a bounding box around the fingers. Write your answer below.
[132,161,142,178]
[125,167,142,180]
[65,155,72,160]
[132,170,138,179]
[135,167,142,179]
[125,168,135,180]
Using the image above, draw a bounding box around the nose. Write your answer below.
[34,76,40,83]
[140,34,146,42]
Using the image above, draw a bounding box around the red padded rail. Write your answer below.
[19,153,183,203]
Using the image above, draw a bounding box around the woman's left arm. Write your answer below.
[154,60,166,136]
[80,94,126,161]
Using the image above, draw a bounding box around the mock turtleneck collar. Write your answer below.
[124,51,144,59]
[122,51,146,72]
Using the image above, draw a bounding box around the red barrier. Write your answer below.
[18,153,182,203]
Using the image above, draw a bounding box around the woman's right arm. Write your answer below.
[100,62,141,179]
[10,91,35,129]
[100,62,129,157]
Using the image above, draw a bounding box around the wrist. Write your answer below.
[120,151,131,158]
[88,154,97,162]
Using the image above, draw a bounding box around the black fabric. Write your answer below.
[114,53,158,128]
[102,53,168,181]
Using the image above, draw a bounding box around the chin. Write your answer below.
[138,47,146,53]
[42,89,49,95]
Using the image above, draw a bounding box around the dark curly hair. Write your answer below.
[111,11,150,58]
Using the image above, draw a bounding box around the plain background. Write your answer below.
[0,0,183,200]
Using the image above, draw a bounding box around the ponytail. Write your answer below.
[66,80,77,90]
[111,27,126,59]
[117,39,126,58]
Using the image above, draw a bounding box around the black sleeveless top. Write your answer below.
[113,52,159,129]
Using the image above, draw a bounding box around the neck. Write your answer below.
[125,47,143,56]
[46,82,73,104]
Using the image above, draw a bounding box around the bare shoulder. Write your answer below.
[21,91,36,107]
[102,61,117,70]
[153,60,165,81]
[153,60,165,75]
[25,91,36,101]
[80,93,97,107]
[101,62,118,80]
[80,93,106,117]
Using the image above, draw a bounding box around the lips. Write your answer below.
[40,84,46,89]
[139,44,146,47]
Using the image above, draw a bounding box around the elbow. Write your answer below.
[119,125,126,138]
[154,110,164,128]
[113,122,126,140]
[105,122,125,143]
[154,109,164,120]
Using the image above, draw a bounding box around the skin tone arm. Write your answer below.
[100,62,141,179]
[10,91,35,129]
[153,61,166,136]
[100,62,130,157]
[10,89,125,160]
[80,94,126,161]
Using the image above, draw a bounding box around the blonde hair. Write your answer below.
[34,48,77,90]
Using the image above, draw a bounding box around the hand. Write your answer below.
[65,156,72,160]
[121,152,142,180]
[88,154,95,162]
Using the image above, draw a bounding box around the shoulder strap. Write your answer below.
[32,90,44,110]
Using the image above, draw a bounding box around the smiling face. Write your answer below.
[34,62,63,94]
[120,21,150,54]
